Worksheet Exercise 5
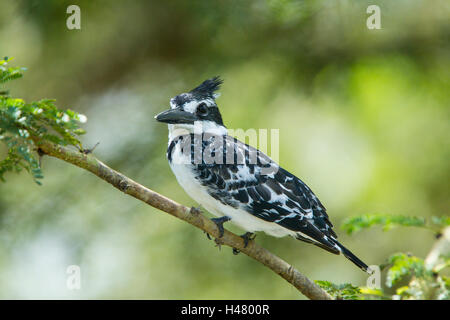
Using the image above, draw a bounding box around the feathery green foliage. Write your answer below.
[386,253,431,288]
[341,213,448,235]
[0,58,87,184]
[315,281,362,300]
[321,214,450,300]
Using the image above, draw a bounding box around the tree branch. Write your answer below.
[425,226,450,271]
[35,139,332,300]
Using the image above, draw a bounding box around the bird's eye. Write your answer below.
[196,103,209,116]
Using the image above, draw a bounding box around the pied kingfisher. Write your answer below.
[155,77,369,273]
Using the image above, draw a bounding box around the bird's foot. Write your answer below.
[232,232,256,255]
[190,206,202,215]
[241,232,256,247]
[214,237,224,250]
[211,216,231,238]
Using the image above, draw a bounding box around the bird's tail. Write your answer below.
[296,233,370,273]
[334,240,370,274]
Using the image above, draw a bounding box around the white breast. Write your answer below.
[168,142,295,238]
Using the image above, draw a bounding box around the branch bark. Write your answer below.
[35,139,332,300]
[425,226,450,271]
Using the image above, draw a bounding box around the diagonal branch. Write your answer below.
[35,138,332,300]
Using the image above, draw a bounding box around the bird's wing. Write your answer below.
[193,135,339,251]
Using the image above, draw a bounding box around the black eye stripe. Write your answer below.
[205,106,224,126]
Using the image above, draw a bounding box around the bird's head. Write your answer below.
[155,77,226,137]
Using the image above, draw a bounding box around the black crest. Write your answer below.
[190,76,223,99]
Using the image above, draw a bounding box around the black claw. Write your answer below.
[211,216,231,238]
[190,206,202,215]
[232,233,256,255]
[214,238,224,250]
[241,232,256,248]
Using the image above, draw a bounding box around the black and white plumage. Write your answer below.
[156,77,369,273]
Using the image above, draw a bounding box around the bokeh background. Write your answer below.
[0,0,449,299]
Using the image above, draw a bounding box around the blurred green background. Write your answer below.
[0,0,449,299]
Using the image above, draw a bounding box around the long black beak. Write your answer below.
[155,108,198,124]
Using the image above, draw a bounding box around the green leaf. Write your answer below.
[386,253,433,287]
[0,57,25,84]
[342,214,427,235]
[315,280,363,300]
[0,58,87,184]
[359,287,387,298]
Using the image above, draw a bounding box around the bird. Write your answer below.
[155,77,370,273]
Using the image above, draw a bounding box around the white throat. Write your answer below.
[168,121,227,142]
